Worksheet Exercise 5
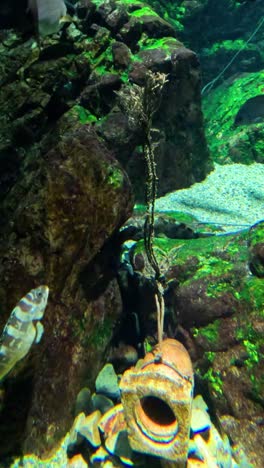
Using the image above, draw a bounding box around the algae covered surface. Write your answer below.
[131,217,264,409]
[203,71,264,164]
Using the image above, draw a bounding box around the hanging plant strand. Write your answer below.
[117,71,168,346]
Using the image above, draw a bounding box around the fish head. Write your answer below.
[29,285,49,319]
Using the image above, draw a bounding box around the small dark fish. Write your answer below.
[234,95,264,126]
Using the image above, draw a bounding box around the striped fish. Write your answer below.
[28,0,67,37]
[0,285,49,381]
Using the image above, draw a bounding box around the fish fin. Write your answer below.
[35,322,44,344]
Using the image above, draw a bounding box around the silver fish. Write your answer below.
[0,285,49,381]
[28,0,67,37]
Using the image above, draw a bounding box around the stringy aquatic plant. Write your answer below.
[117,71,168,347]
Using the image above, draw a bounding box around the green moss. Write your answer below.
[74,105,98,124]
[133,203,146,214]
[204,39,251,56]
[130,6,159,18]
[90,0,105,7]
[119,70,129,83]
[116,0,142,6]
[235,321,264,398]
[243,339,261,369]
[203,368,223,394]
[106,166,124,189]
[93,64,108,75]
[240,277,264,315]
[193,320,220,343]
[205,351,216,362]
[250,373,264,402]
[89,318,112,347]
[203,70,264,163]
[133,228,249,281]
[144,338,153,353]
[194,257,233,280]
[207,280,236,299]
[156,210,198,225]
[146,0,186,31]
[249,222,264,247]
[139,37,180,52]
[196,365,223,395]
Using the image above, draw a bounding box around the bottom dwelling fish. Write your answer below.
[0,285,49,381]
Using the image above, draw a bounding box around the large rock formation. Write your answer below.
[0,127,133,458]
[0,0,211,204]
[0,0,211,460]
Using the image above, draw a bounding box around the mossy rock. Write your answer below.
[203,70,264,164]
[132,221,264,323]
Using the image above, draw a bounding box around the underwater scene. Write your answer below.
[0,0,263,466]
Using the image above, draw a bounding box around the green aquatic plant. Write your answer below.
[75,105,98,124]
[146,0,186,31]
[243,340,260,369]
[117,71,168,345]
[204,368,223,395]
[196,365,223,395]
[130,6,159,18]
[205,351,216,363]
[203,70,264,162]
[193,320,220,344]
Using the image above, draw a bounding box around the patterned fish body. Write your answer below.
[28,0,67,36]
[0,285,49,381]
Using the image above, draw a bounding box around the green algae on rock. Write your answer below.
[128,215,263,466]
[0,0,211,204]
[203,71,264,164]
[133,217,263,466]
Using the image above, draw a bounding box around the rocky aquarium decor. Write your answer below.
[0,0,262,466]
[0,0,211,203]
[0,127,133,457]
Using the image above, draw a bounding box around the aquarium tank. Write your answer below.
[0,0,263,467]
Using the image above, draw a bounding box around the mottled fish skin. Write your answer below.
[0,285,49,381]
[28,0,67,36]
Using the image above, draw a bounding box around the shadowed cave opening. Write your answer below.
[140,395,176,426]
[0,375,34,461]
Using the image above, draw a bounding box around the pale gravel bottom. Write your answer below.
[156,163,264,231]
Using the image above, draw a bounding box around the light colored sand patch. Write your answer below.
[156,163,264,230]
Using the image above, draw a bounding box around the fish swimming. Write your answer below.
[0,285,49,381]
[234,95,264,126]
[28,0,68,37]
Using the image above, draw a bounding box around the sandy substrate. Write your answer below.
[156,163,264,231]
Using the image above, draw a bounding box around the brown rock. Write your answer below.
[112,41,131,69]
[221,414,263,467]
[80,73,122,115]
[102,40,211,200]
[120,12,176,45]
[0,126,133,458]
[175,280,239,327]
